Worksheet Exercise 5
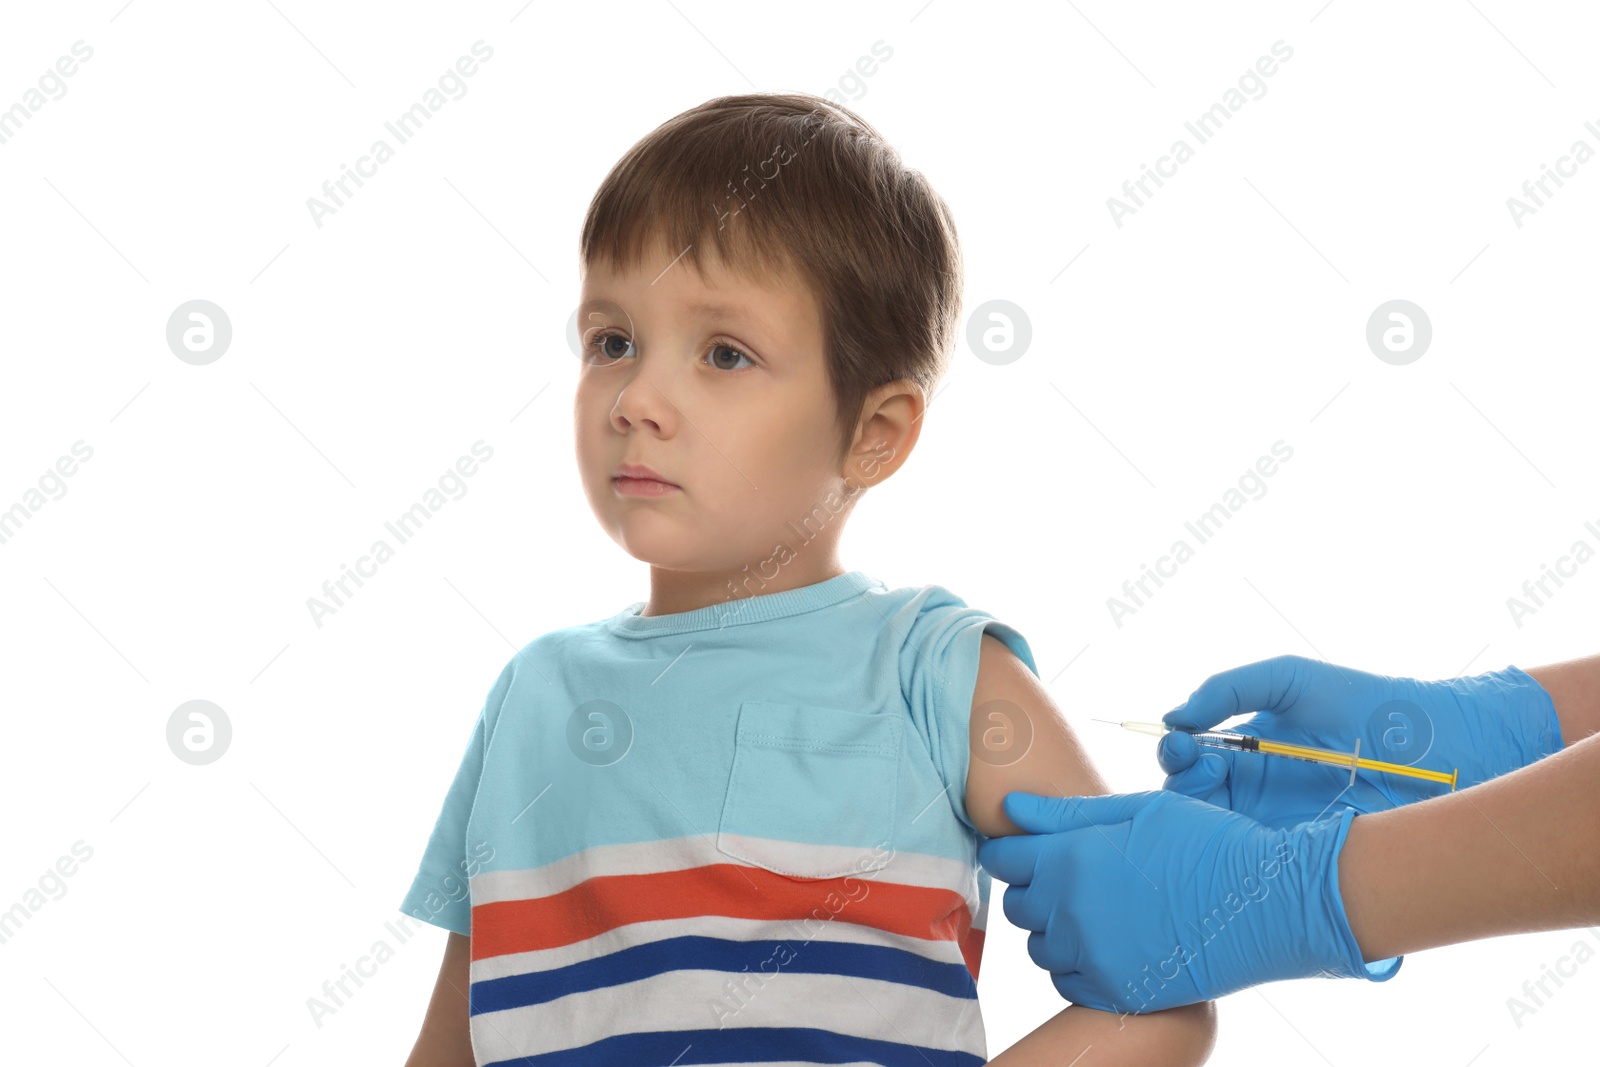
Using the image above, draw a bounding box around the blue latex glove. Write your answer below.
[1158,655,1563,827]
[978,790,1398,1012]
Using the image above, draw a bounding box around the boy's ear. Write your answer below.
[843,379,925,489]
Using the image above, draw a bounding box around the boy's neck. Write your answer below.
[641,554,849,617]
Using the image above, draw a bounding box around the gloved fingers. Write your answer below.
[1156,729,1200,773]
[1003,790,1162,835]
[1026,928,1079,975]
[1163,654,1314,731]
[1161,751,1231,805]
[1049,970,1121,1014]
[998,790,1103,834]
[977,831,1044,886]
[1001,881,1053,933]
[1058,961,1208,1013]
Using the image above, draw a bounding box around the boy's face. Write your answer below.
[574,236,853,578]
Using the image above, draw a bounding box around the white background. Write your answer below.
[2,1,1597,1064]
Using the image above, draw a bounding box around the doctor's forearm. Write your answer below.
[1339,729,1600,962]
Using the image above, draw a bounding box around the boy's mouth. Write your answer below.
[613,463,680,496]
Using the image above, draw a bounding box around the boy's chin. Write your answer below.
[613,538,748,578]
[608,530,702,571]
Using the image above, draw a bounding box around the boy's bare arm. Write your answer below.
[988,1002,1216,1066]
[965,634,1111,831]
[403,931,475,1067]
[967,634,1217,1066]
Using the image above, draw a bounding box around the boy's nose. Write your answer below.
[610,372,677,437]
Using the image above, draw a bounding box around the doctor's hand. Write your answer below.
[1157,655,1562,827]
[978,789,1397,1013]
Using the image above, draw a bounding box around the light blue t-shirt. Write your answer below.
[400,569,1038,1067]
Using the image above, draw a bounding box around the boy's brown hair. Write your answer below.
[579,91,962,459]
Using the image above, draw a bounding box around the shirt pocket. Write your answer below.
[716,700,902,880]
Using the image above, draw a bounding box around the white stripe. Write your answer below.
[469,911,976,982]
[468,969,986,1062]
[473,834,977,905]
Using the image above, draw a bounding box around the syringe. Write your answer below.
[1097,719,1459,791]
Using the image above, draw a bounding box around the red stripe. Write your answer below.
[963,927,985,980]
[471,863,975,971]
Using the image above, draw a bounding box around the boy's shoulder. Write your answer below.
[881,579,1041,685]
[874,579,1027,642]
[504,610,621,669]
[475,611,626,706]
[875,578,969,611]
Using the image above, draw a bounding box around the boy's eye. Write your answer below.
[585,330,635,362]
[707,343,753,371]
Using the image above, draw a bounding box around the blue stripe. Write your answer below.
[471,935,976,1015]
[480,1025,985,1067]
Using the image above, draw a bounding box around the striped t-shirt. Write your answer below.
[399,570,1038,1066]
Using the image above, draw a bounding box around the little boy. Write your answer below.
[400,92,1215,1066]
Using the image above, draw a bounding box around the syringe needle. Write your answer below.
[1092,718,1169,738]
